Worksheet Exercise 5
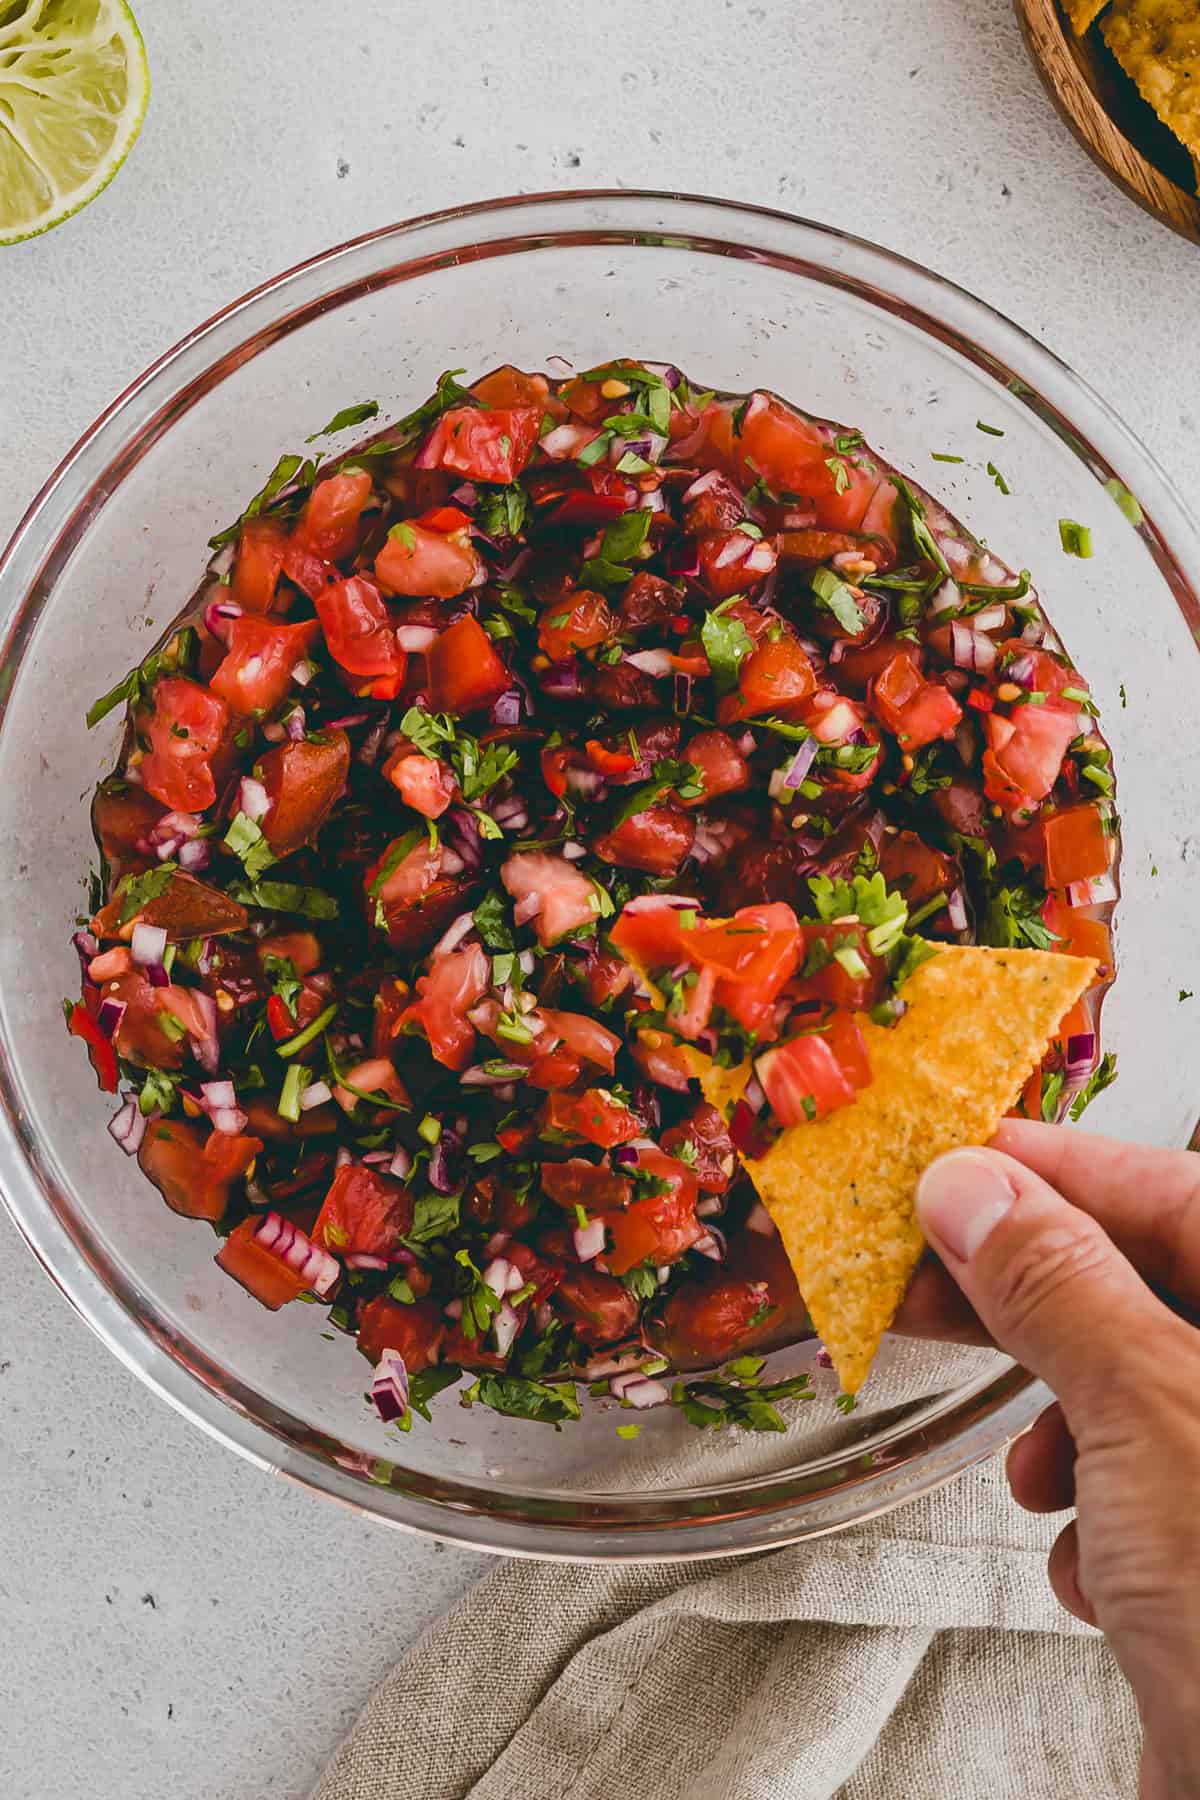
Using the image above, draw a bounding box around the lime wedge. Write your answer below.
[0,0,149,247]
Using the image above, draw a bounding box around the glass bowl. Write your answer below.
[2,191,1198,1561]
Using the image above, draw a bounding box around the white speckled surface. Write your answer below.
[0,3,1196,1796]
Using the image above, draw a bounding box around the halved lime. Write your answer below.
[0,0,149,247]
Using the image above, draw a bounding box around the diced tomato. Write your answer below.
[583,737,638,778]
[538,590,615,662]
[682,472,748,536]
[997,640,1081,704]
[604,1187,702,1277]
[266,993,294,1040]
[312,1162,413,1258]
[657,1275,774,1363]
[525,1046,583,1089]
[593,801,695,877]
[500,850,600,946]
[610,901,688,975]
[619,570,683,634]
[258,729,351,857]
[777,527,887,570]
[404,941,489,1070]
[139,1118,261,1222]
[541,1088,641,1149]
[137,677,229,812]
[281,539,337,600]
[90,782,165,879]
[374,518,481,599]
[838,635,920,698]
[1041,898,1113,986]
[870,652,963,749]
[825,1010,871,1088]
[878,829,958,908]
[800,921,888,1010]
[539,1009,621,1073]
[298,471,374,562]
[92,870,248,942]
[383,750,458,819]
[98,970,212,1071]
[419,406,542,484]
[682,729,750,805]
[209,614,319,716]
[687,902,801,985]
[662,1102,737,1193]
[1041,803,1109,888]
[553,1267,639,1345]
[356,1294,445,1373]
[982,703,1077,806]
[314,575,406,682]
[471,365,562,415]
[258,929,322,974]
[697,530,777,599]
[734,395,826,492]
[67,1001,119,1092]
[756,1031,859,1125]
[366,839,465,953]
[426,615,510,713]
[627,1144,700,1210]
[231,518,288,613]
[717,635,816,724]
[215,1216,309,1311]
[630,1028,703,1092]
[540,1158,634,1211]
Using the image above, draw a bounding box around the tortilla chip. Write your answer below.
[1064,0,1110,35]
[700,947,1095,1395]
[1103,0,1200,157]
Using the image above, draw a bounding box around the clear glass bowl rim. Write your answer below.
[2,188,1198,1561]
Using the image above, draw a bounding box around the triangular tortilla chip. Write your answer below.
[700,947,1096,1395]
[1102,0,1200,157]
[1064,0,1109,34]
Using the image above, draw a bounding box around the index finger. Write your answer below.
[991,1119,1200,1308]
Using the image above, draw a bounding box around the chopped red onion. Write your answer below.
[253,1212,339,1297]
[781,738,819,790]
[681,468,722,503]
[573,1218,607,1262]
[745,1202,777,1236]
[1065,1031,1097,1071]
[561,840,587,861]
[744,541,777,575]
[624,648,674,677]
[693,1227,726,1261]
[929,580,961,615]
[443,808,485,874]
[299,1078,333,1111]
[695,1194,724,1219]
[490,688,524,727]
[493,1303,521,1358]
[130,922,168,967]
[444,1297,464,1321]
[72,929,101,973]
[540,421,601,460]
[96,997,127,1039]
[1004,653,1036,688]
[203,598,242,643]
[325,712,369,730]
[388,1145,412,1179]
[188,989,220,1075]
[335,1145,353,1167]
[946,886,969,931]
[431,911,478,958]
[371,1348,410,1423]
[950,622,997,674]
[816,1345,834,1370]
[954,719,977,766]
[396,624,438,653]
[262,721,286,743]
[451,481,478,506]
[108,1095,147,1155]
[357,719,388,766]
[482,1257,512,1298]
[970,603,1008,633]
[512,893,541,927]
[1021,616,1046,644]
[622,893,700,914]
[664,539,700,578]
[1067,873,1117,907]
[178,838,210,872]
[291,659,314,688]
[238,776,270,823]
[347,1252,390,1272]
[460,1064,522,1088]
[614,1375,670,1409]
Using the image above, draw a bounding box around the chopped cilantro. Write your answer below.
[612,758,704,825]
[981,879,1059,952]
[808,871,908,956]
[931,452,964,464]
[987,462,1010,495]
[1104,478,1143,527]
[406,1365,463,1425]
[476,484,529,539]
[405,1191,462,1244]
[891,476,951,583]
[86,628,199,730]
[115,862,176,926]
[700,597,754,694]
[811,564,864,634]
[580,508,653,587]
[208,452,311,551]
[460,1373,581,1427]
[976,420,1005,437]
[1068,1052,1118,1120]
[616,1423,640,1440]
[226,879,338,920]
[1040,1068,1065,1122]
[223,811,276,881]
[824,455,851,495]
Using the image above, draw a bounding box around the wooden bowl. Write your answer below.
[1014,0,1200,243]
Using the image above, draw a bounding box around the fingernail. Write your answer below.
[916,1148,1016,1262]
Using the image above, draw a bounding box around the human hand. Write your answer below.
[897,1120,1200,1800]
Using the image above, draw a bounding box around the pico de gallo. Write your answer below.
[69,359,1118,1433]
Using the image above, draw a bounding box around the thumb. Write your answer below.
[915,1145,1165,1416]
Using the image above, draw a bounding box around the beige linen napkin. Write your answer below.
[313,1457,1139,1800]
